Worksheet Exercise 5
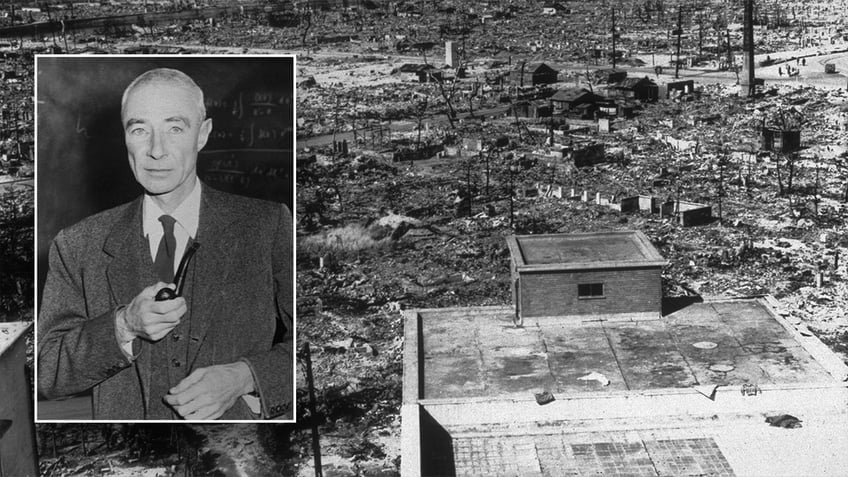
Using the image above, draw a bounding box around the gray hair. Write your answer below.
[120,68,206,122]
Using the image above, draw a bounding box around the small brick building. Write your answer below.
[506,231,667,320]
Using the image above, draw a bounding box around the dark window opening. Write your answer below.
[578,283,604,298]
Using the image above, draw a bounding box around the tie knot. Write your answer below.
[158,215,176,233]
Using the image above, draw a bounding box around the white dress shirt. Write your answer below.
[142,179,202,273]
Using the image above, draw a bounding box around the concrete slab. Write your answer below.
[604,320,699,389]
[668,302,834,386]
[418,299,835,401]
[507,230,667,270]
[404,297,848,476]
[423,355,485,400]
[515,233,655,265]
[545,323,628,393]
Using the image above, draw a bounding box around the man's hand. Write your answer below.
[116,282,186,343]
[163,362,255,420]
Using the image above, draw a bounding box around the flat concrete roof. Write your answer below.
[508,231,667,271]
[412,298,837,401]
[402,298,848,476]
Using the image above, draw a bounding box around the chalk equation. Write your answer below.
[206,91,293,120]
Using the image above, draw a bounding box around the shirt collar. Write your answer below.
[142,179,202,239]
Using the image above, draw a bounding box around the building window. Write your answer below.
[578,283,604,298]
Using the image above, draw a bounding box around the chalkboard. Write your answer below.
[36,56,294,300]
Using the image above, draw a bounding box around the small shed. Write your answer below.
[511,62,559,86]
[665,79,695,98]
[550,88,602,116]
[511,99,552,118]
[506,231,667,321]
[396,63,427,81]
[614,77,659,102]
[661,200,713,226]
[541,2,568,14]
[593,68,627,85]
[416,66,443,83]
[761,128,801,153]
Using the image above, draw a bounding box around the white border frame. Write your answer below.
[33,53,298,424]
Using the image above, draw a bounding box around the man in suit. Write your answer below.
[37,68,293,420]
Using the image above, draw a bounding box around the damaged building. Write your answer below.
[613,76,659,102]
[510,62,559,87]
[549,87,604,118]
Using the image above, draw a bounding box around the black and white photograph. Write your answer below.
[1,1,848,476]
[34,55,295,423]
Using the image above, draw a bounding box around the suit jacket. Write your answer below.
[37,184,293,420]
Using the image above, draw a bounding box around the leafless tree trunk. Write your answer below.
[414,97,428,164]
[813,155,820,217]
[299,10,313,47]
[433,76,458,128]
[786,153,796,194]
[717,152,726,224]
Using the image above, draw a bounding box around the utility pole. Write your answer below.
[466,155,473,217]
[674,6,683,78]
[303,343,323,477]
[726,27,733,70]
[45,3,57,47]
[741,0,756,97]
[509,159,515,229]
[611,7,617,69]
[519,60,525,88]
[484,149,491,196]
[14,110,20,149]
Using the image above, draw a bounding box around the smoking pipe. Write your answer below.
[155,242,200,301]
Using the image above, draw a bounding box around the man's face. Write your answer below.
[122,81,212,203]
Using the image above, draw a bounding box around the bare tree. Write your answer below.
[768,109,806,199]
[812,154,821,217]
[715,149,727,224]
[297,6,317,48]
[467,80,480,118]
[483,146,494,196]
[350,92,359,144]
[432,73,460,129]
[774,151,797,197]
[413,95,429,164]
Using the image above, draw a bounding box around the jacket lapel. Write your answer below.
[103,197,152,305]
[103,197,158,411]
[186,185,238,369]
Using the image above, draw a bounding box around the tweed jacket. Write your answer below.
[37,185,293,420]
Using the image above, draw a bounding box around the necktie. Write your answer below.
[153,215,177,283]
